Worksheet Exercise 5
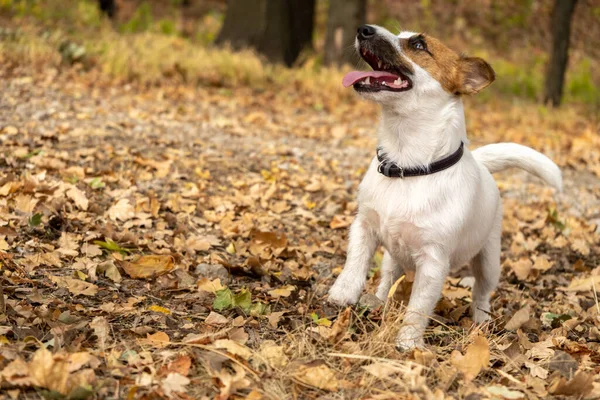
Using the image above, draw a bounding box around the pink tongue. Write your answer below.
[342,70,400,87]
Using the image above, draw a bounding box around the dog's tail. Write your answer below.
[472,143,562,191]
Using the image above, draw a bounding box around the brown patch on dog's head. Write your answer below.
[400,33,495,95]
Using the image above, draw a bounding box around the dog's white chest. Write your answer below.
[357,166,431,251]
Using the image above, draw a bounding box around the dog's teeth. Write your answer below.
[377,61,382,68]
[382,81,387,86]
[394,78,402,85]
[364,77,371,85]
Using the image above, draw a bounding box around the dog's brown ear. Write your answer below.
[456,57,495,95]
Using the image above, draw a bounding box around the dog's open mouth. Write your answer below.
[342,48,413,92]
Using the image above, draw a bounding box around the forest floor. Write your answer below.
[1,54,600,399]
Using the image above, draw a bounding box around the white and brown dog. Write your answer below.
[328,25,562,350]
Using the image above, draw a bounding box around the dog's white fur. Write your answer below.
[328,26,562,350]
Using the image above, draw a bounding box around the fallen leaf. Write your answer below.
[505,305,531,331]
[328,307,351,344]
[121,255,175,279]
[548,372,594,397]
[50,276,98,296]
[451,335,490,382]
[486,385,525,399]
[267,285,295,298]
[213,339,252,359]
[66,186,89,211]
[108,198,135,221]
[329,215,353,230]
[563,275,600,292]
[148,305,171,315]
[205,311,229,325]
[198,277,225,293]
[90,316,110,351]
[159,355,192,377]
[161,373,190,396]
[140,332,170,348]
[267,311,285,328]
[293,360,338,391]
[258,341,288,369]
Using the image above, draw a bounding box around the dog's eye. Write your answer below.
[413,40,426,51]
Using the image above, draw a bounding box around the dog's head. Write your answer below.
[343,25,495,109]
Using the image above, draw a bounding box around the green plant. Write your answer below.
[120,2,153,33]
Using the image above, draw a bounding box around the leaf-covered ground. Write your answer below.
[1,59,599,399]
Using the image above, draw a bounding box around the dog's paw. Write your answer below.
[472,303,491,324]
[395,326,425,352]
[328,278,361,306]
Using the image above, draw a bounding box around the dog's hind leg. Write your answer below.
[471,204,502,323]
[376,251,402,301]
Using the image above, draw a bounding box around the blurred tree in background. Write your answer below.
[214,0,315,66]
[323,0,366,66]
[544,0,578,107]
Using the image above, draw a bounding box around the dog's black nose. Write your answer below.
[357,24,376,40]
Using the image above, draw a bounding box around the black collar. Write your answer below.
[376,142,464,178]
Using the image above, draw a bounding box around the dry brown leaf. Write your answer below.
[121,255,175,279]
[329,215,353,230]
[548,372,594,397]
[267,311,285,329]
[159,355,192,377]
[258,341,288,369]
[140,332,170,348]
[293,360,338,391]
[451,335,490,382]
[66,186,89,211]
[205,311,229,325]
[50,276,98,296]
[505,305,531,331]
[90,316,111,351]
[510,258,534,281]
[563,275,600,292]
[328,307,351,344]
[108,198,135,221]
[212,339,252,360]
[161,373,190,397]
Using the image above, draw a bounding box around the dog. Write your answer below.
[327,24,562,350]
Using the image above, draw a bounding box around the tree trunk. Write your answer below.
[98,0,117,18]
[324,0,367,66]
[215,0,315,67]
[544,0,578,107]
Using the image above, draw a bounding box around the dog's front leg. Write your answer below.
[328,215,378,306]
[396,247,449,350]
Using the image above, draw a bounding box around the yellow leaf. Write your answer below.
[148,305,171,315]
[226,242,236,254]
[121,255,174,279]
[198,277,225,293]
[267,285,295,298]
